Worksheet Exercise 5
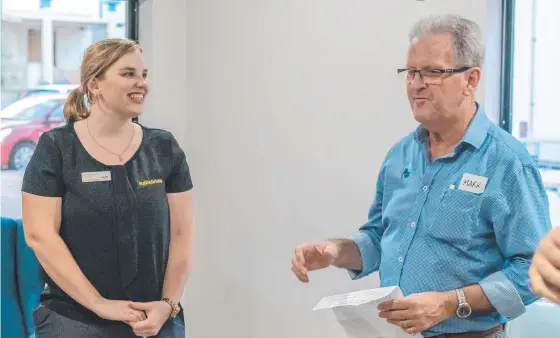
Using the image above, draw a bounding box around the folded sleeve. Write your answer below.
[21,133,64,197]
[347,161,387,280]
[479,163,552,319]
[165,134,193,193]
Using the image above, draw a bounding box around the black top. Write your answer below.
[21,122,193,325]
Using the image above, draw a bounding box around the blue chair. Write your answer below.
[1,217,45,338]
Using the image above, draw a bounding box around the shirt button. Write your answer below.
[410,222,416,228]
[398,257,404,263]
[423,185,429,192]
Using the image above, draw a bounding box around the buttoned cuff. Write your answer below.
[346,232,380,280]
[479,270,526,319]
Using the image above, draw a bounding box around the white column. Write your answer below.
[0,0,3,108]
[41,17,54,84]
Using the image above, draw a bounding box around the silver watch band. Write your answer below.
[456,288,467,305]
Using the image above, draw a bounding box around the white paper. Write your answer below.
[313,286,421,338]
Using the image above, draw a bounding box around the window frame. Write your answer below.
[499,0,516,133]
[126,0,140,122]
[127,0,140,42]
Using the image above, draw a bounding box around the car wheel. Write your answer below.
[9,142,36,171]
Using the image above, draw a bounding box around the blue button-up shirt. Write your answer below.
[349,105,552,337]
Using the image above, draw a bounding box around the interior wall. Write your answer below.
[139,1,496,337]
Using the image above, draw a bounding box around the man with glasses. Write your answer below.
[291,14,551,338]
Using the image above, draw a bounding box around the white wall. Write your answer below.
[139,1,496,338]
[54,25,94,83]
[1,21,28,88]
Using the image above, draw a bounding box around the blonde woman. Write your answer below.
[21,38,193,337]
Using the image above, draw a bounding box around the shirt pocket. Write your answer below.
[429,188,483,243]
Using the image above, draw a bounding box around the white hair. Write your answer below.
[409,14,485,68]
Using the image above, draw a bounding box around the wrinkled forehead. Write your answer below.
[406,33,456,68]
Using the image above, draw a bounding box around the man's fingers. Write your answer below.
[291,257,308,275]
[379,309,409,321]
[291,264,309,282]
[378,299,409,311]
[386,319,417,329]
[294,247,307,266]
[291,256,309,281]
[386,319,403,326]
[386,319,421,335]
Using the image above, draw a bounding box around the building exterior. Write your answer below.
[1,0,127,107]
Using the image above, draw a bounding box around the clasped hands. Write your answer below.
[377,291,456,335]
[93,298,172,337]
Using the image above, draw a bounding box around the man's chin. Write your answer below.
[412,109,434,124]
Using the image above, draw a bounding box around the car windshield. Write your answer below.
[0,98,61,121]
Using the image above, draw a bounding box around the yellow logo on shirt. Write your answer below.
[138,178,163,187]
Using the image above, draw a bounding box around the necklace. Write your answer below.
[87,119,135,163]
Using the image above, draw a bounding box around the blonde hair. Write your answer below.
[63,38,141,122]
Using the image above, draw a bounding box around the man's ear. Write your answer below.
[464,67,481,97]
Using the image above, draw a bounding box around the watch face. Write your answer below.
[457,305,472,318]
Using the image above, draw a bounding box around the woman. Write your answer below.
[21,38,194,337]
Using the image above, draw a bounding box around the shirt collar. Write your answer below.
[414,102,490,150]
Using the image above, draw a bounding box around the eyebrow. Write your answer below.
[119,67,148,73]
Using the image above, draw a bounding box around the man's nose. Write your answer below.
[408,73,426,89]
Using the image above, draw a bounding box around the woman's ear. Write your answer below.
[86,77,100,99]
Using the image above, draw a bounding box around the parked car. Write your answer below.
[0,94,67,170]
[16,84,76,100]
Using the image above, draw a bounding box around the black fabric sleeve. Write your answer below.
[165,134,193,193]
[21,133,65,197]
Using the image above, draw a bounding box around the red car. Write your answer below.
[1,94,67,170]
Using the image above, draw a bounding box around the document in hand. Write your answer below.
[312,286,422,338]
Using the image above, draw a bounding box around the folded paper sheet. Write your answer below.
[313,286,422,338]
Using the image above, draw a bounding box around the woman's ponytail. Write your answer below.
[63,87,90,123]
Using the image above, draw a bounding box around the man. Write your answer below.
[291,14,552,338]
[530,228,560,304]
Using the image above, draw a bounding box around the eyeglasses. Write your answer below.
[397,66,472,85]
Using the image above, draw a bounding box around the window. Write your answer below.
[1,0,137,218]
[503,1,560,337]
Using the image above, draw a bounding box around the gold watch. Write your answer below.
[161,297,180,318]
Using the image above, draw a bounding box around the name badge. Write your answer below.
[81,171,112,183]
[458,173,488,194]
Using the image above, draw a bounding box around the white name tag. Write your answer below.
[81,171,112,183]
[458,173,488,194]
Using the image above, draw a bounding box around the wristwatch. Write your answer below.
[161,297,181,318]
[455,288,472,319]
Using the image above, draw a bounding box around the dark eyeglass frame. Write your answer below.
[397,66,472,81]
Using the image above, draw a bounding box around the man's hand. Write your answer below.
[128,301,172,337]
[530,227,560,304]
[291,241,340,282]
[378,292,456,335]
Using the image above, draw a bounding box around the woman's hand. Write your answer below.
[92,298,147,322]
[128,301,172,337]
